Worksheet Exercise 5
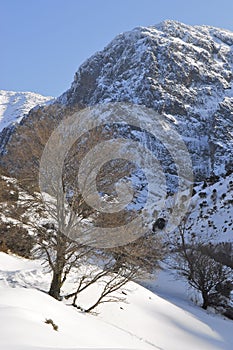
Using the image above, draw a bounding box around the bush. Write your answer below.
[44,318,58,331]
[0,222,34,258]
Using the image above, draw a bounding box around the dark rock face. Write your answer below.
[1,20,233,181]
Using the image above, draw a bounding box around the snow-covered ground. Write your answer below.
[0,90,53,132]
[0,252,232,350]
[188,173,233,243]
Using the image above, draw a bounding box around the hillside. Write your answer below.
[0,252,232,350]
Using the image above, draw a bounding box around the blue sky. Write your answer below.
[1,0,233,97]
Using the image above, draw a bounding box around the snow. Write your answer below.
[0,252,39,271]
[0,288,146,350]
[188,173,233,243]
[0,252,232,350]
[0,90,53,132]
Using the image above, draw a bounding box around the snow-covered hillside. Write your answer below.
[0,252,232,350]
[0,90,53,132]
[190,174,233,243]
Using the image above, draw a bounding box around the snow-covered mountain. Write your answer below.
[0,90,53,132]
[0,90,53,155]
[1,20,232,182]
[59,20,233,179]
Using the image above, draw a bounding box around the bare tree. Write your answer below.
[64,255,130,312]
[171,217,232,310]
[34,225,92,300]
[7,112,165,303]
[64,240,158,312]
[0,174,93,300]
[84,267,135,313]
[62,231,164,312]
[1,155,164,306]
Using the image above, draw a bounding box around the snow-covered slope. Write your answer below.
[0,252,232,350]
[0,90,53,132]
[190,174,233,243]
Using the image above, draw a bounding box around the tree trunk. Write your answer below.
[202,292,209,310]
[49,270,63,300]
[48,242,66,300]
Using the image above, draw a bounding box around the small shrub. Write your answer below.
[0,222,34,258]
[44,318,58,331]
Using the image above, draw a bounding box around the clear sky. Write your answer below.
[1,0,233,97]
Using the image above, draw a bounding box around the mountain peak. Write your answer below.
[60,20,233,108]
[0,90,53,132]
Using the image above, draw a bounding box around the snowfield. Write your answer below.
[0,252,232,350]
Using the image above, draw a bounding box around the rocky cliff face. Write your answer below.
[1,20,233,182]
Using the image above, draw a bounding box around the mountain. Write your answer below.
[1,20,232,183]
[59,20,233,179]
[0,90,53,132]
[0,90,53,154]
